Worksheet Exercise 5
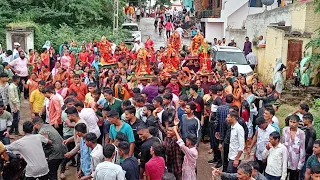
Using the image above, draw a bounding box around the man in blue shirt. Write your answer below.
[107,110,135,157]
[74,123,92,177]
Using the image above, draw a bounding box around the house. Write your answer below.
[248,2,320,84]
[199,0,278,42]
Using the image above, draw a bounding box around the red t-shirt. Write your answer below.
[68,82,88,102]
[145,156,165,180]
[166,83,180,96]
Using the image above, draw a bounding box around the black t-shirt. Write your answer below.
[121,156,139,180]
[140,137,161,168]
[126,118,145,157]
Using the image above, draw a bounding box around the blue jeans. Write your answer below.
[265,173,281,180]
[0,136,10,145]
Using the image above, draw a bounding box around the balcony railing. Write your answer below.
[201,10,214,18]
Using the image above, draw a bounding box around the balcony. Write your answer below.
[201,10,214,18]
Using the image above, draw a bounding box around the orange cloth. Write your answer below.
[79,52,89,63]
[69,82,88,102]
[114,83,131,100]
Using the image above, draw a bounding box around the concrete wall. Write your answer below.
[258,27,286,83]
[300,2,320,35]
[205,22,224,41]
[245,4,292,40]
[227,3,248,29]
[225,29,247,48]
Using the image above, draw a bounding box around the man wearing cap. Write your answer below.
[12,42,21,59]
[228,38,235,46]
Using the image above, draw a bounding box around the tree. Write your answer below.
[0,0,129,50]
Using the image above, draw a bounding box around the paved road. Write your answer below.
[16,18,214,180]
[140,18,191,50]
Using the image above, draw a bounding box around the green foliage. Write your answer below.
[306,0,320,61]
[312,98,320,110]
[154,0,172,7]
[0,0,129,50]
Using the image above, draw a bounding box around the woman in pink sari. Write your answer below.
[51,61,61,77]
[55,80,68,98]
[60,50,71,71]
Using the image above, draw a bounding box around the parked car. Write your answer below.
[211,45,253,79]
[122,23,142,43]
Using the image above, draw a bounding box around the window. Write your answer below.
[249,0,263,7]
[217,0,221,8]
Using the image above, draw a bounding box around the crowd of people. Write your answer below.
[0,13,318,180]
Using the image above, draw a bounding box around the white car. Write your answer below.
[211,45,253,79]
[122,23,142,43]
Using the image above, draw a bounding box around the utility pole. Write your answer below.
[113,0,119,35]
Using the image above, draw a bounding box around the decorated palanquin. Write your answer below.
[97,36,116,66]
[135,48,151,77]
[168,31,182,52]
[161,44,180,77]
[189,31,204,56]
[198,39,212,74]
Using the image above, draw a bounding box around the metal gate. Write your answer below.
[286,39,302,79]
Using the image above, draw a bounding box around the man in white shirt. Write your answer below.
[258,35,266,45]
[175,26,184,38]
[0,50,13,63]
[75,101,101,138]
[226,111,245,173]
[249,117,276,173]
[169,7,174,21]
[262,131,288,180]
[94,144,125,180]
[135,7,141,22]
[173,7,179,20]
[131,39,144,53]
[83,133,104,179]
[5,121,50,180]
[246,49,257,71]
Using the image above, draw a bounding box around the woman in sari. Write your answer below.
[55,80,68,99]
[40,48,50,71]
[51,61,61,77]
[67,70,75,87]
[114,75,130,100]
[38,65,52,85]
[232,80,242,109]
[273,57,286,95]
[53,67,67,84]
[24,73,39,97]
[144,35,154,53]
[224,77,233,95]
[300,57,311,88]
